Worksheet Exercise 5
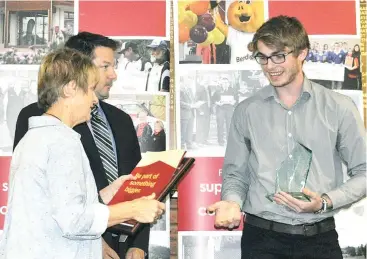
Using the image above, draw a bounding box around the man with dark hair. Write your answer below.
[208,15,366,259]
[13,31,152,259]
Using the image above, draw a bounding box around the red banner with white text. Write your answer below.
[178,157,243,232]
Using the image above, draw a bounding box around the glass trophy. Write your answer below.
[266,143,312,202]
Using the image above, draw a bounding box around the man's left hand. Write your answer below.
[126,248,145,259]
[273,188,323,213]
[100,174,136,204]
[102,238,119,259]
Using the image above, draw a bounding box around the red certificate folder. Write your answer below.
[107,150,195,235]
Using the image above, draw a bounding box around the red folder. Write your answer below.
[107,150,195,235]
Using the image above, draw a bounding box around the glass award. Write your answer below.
[266,142,312,202]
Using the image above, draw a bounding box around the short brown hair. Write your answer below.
[37,48,99,111]
[248,15,310,56]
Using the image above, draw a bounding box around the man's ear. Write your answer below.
[62,80,77,98]
[298,48,308,62]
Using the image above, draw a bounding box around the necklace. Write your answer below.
[45,113,61,121]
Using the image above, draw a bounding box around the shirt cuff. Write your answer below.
[90,203,109,236]
[324,190,342,210]
[222,193,244,210]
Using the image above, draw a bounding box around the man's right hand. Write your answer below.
[206,201,242,229]
[130,193,166,223]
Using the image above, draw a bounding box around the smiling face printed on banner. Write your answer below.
[227,0,264,33]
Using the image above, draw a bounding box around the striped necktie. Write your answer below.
[91,106,119,183]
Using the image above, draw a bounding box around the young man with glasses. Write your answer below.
[207,15,366,259]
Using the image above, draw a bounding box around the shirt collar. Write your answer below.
[92,101,103,113]
[260,75,313,101]
[29,115,81,139]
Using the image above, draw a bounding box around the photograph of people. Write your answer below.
[145,40,170,92]
[105,94,168,154]
[304,39,361,90]
[136,110,153,153]
[111,39,170,93]
[0,71,39,155]
[343,44,361,90]
[178,70,267,156]
[0,1,74,64]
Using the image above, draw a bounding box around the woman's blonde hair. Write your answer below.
[38,47,99,111]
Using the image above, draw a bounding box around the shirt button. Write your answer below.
[289,154,293,159]
[288,111,292,115]
[288,133,292,138]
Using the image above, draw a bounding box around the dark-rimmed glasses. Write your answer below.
[254,51,293,65]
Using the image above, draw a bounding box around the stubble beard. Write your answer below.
[96,81,113,100]
[267,64,299,88]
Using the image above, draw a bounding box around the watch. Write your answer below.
[322,193,333,209]
[314,197,328,214]
[314,194,333,214]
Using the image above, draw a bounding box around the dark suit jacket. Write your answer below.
[13,101,150,255]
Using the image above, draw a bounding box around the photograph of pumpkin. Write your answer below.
[178,0,265,65]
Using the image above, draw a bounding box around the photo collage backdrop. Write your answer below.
[0,1,366,258]
[0,1,172,258]
[174,1,366,259]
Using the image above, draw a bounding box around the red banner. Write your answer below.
[178,157,244,232]
[269,1,357,35]
[0,157,11,230]
[78,1,167,37]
